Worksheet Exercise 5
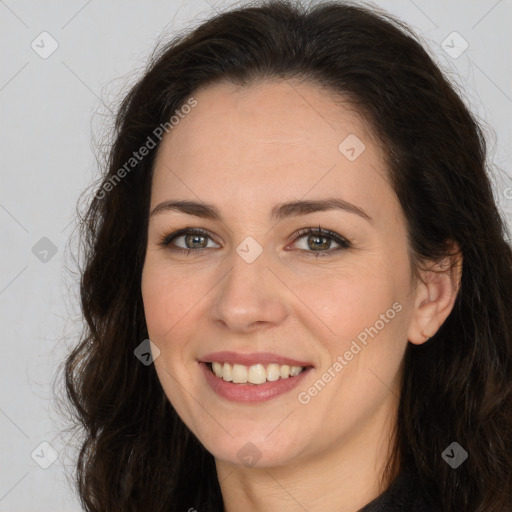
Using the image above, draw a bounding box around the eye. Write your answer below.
[288,226,351,257]
[159,228,220,255]
[158,225,351,258]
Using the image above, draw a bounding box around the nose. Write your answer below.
[210,246,289,333]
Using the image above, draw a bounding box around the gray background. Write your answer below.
[1,0,511,510]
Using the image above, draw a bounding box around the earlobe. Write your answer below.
[407,242,462,345]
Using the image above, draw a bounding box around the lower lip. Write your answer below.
[200,362,313,403]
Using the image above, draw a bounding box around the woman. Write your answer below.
[64,1,512,510]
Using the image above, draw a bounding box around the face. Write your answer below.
[141,79,420,470]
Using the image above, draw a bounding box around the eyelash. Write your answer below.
[158,226,351,258]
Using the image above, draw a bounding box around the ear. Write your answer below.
[407,241,462,345]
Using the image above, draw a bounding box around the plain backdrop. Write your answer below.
[1,0,511,510]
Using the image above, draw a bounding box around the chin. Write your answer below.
[198,428,307,469]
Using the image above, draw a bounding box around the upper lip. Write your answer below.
[199,351,314,367]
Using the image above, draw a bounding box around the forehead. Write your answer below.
[150,79,396,223]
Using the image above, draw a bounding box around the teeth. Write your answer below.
[209,362,306,384]
[222,363,233,382]
[232,364,248,383]
[248,364,266,384]
[289,366,302,377]
[266,363,281,382]
[212,362,223,377]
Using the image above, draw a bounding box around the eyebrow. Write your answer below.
[150,198,371,222]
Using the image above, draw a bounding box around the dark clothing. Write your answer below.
[358,470,433,512]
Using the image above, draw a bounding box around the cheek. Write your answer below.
[294,263,403,341]
[141,259,197,342]
[300,275,408,418]
[297,263,412,397]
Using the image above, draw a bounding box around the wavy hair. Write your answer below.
[63,1,512,510]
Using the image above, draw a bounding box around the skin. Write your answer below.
[141,79,461,512]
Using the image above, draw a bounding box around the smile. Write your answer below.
[209,362,306,384]
[198,351,314,403]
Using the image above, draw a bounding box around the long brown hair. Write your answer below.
[63,1,512,510]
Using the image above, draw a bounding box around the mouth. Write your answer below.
[198,351,314,403]
[206,361,308,384]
